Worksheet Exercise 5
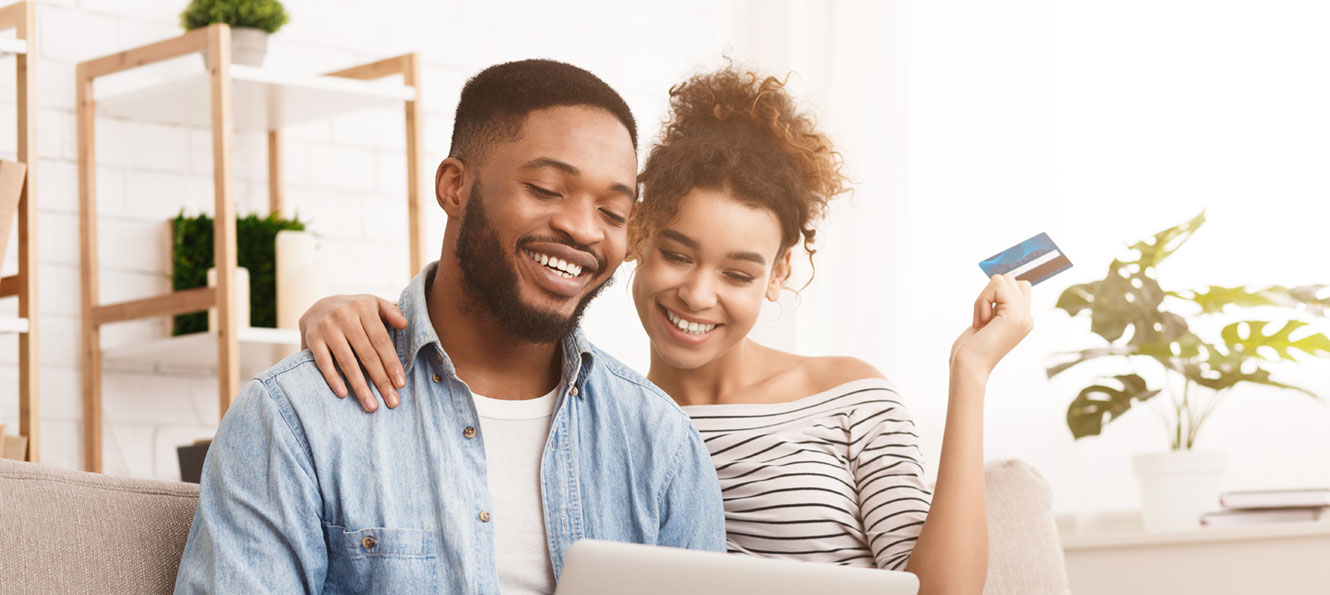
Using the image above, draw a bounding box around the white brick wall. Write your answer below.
[0,0,739,478]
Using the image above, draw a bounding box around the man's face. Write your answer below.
[454,106,637,343]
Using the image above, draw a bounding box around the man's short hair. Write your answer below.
[448,59,638,165]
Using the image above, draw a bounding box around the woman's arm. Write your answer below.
[298,294,409,411]
[905,273,1032,595]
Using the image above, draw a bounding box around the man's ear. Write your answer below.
[436,158,467,218]
[766,249,793,301]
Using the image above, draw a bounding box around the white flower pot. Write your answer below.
[1132,450,1225,532]
[229,27,269,67]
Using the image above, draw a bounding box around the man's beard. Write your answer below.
[454,182,613,344]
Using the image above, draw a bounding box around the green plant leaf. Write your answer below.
[1066,374,1162,439]
[1055,283,1095,316]
[1172,284,1330,316]
[181,0,290,33]
[1181,361,1321,399]
[1219,320,1330,362]
[1046,346,1135,378]
[172,211,305,335]
[1124,210,1206,271]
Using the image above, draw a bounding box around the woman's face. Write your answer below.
[632,188,789,370]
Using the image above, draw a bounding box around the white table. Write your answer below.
[1059,511,1330,595]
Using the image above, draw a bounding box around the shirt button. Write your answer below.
[432,373,442,383]
[463,426,477,439]
[479,510,491,523]
[361,536,377,549]
[568,386,579,397]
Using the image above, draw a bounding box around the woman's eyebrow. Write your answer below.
[660,229,767,265]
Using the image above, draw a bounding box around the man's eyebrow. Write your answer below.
[519,157,579,175]
[519,157,636,200]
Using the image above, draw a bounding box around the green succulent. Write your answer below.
[180,0,290,34]
[1050,211,1330,449]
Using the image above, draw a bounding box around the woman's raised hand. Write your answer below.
[299,294,408,412]
[949,273,1034,380]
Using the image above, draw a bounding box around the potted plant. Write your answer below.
[179,0,290,67]
[1049,211,1330,531]
[170,211,305,336]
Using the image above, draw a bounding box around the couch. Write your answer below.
[0,457,1069,594]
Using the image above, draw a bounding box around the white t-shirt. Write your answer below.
[471,385,560,595]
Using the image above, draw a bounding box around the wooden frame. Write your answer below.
[0,1,37,463]
[76,24,425,472]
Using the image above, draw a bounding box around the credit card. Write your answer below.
[978,232,1072,285]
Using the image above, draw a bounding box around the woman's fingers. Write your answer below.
[329,333,378,412]
[345,317,399,409]
[308,337,348,398]
[374,298,408,389]
[378,297,409,330]
[974,275,1002,328]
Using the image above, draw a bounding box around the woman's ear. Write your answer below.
[436,158,467,218]
[766,249,792,301]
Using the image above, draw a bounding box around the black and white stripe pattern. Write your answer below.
[684,378,931,570]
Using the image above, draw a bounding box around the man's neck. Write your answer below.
[426,264,563,400]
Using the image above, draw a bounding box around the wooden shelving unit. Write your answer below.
[77,24,427,472]
[0,1,38,463]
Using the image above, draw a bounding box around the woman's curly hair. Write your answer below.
[629,66,849,285]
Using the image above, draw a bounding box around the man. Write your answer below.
[175,60,726,594]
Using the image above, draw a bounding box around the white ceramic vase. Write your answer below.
[275,230,326,330]
[1132,450,1225,532]
[229,27,269,67]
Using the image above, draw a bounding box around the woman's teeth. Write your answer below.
[525,250,584,279]
[665,309,717,335]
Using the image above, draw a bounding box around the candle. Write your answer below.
[207,266,250,331]
[276,230,326,330]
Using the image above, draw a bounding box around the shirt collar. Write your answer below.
[394,261,595,399]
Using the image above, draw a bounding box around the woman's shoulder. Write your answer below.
[759,350,891,399]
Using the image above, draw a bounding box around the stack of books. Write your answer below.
[1201,488,1330,528]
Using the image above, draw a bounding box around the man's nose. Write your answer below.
[549,199,603,247]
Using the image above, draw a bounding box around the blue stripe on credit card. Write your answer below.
[978,232,1072,285]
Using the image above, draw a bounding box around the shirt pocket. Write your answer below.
[324,524,440,593]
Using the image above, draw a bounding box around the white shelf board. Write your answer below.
[1059,510,1330,550]
[95,64,414,132]
[102,326,301,376]
[0,39,26,56]
[0,316,28,334]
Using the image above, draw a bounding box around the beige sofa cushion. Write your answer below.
[0,459,199,595]
[2,457,1068,594]
[983,458,1072,595]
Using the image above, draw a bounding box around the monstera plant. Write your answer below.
[1049,211,1330,450]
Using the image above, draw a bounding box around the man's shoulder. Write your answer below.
[252,350,331,397]
[587,345,675,402]
[243,350,364,424]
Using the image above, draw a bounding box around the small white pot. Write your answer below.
[1132,450,1225,532]
[229,27,270,67]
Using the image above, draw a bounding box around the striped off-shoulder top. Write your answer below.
[683,377,932,570]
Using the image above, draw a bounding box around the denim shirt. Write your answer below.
[175,262,725,594]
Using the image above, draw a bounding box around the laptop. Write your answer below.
[554,540,919,595]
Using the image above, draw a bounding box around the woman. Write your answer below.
[299,67,1032,594]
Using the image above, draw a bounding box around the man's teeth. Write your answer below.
[665,309,717,335]
[525,250,584,279]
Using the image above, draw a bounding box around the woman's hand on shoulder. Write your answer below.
[299,294,409,412]
[950,273,1034,380]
